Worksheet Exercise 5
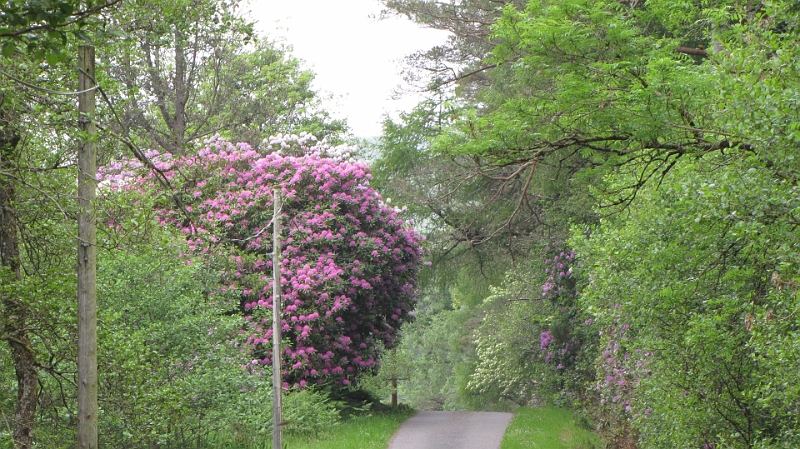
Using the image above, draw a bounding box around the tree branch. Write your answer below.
[676,46,709,58]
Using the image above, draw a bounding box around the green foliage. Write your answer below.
[96,240,258,447]
[98,0,346,156]
[216,39,346,145]
[23,222,280,447]
[468,246,597,411]
[748,291,800,448]
[469,294,548,404]
[394,306,476,410]
[572,156,800,447]
[0,0,115,62]
[282,409,413,449]
[381,0,800,447]
[281,388,341,437]
[356,344,413,404]
[0,58,83,448]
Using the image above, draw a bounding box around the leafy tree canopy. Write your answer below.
[0,0,121,62]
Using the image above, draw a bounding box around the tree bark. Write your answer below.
[172,28,187,150]
[676,46,710,57]
[0,117,38,449]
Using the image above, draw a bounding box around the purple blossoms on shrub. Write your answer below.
[100,134,425,387]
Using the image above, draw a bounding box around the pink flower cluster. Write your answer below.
[594,313,652,440]
[541,249,577,298]
[537,245,582,371]
[101,135,424,387]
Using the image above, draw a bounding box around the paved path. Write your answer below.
[387,411,513,449]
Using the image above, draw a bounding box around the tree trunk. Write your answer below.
[0,119,39,449]
[172,28,187,150]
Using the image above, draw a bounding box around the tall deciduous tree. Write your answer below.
[0,110,36,449]
[101,0,254,154]
[0,45,91,447]
[102,0,344,156]
[0,64,81,448]
[206,39,346,147]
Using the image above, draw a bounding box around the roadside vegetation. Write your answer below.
[282,409,413,449]
[207,407,413,449]
[3,0,799,448]
[501,407,602,449]
[375,1,800,448]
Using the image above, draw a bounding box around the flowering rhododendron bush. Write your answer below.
[468,244,597,407]
[101,134,424,386]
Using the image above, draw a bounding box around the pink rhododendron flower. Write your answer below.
[101,134,423,386]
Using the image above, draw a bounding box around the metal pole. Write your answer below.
[272,187,283,449]
[77,44,98,449]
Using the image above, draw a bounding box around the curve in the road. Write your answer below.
[387,411,513,449]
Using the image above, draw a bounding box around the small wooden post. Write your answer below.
[272,187,283,449]
[392,378,398,407]
[77,44,98,449]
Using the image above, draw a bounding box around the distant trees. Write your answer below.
[102,0,344,155]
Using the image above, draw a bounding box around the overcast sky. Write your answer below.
[245,0,449,138]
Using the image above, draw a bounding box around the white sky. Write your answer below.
[245,0,449,138]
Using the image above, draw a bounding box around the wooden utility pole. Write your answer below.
[272,187,283,449]
[77,44,98,449]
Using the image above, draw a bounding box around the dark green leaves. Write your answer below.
[1,40,14,57]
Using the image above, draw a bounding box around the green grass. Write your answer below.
[283,410,411,449]
[209,409,413,449]
[500,407,602,449]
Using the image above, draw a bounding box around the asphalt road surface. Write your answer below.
[387,411,513,449]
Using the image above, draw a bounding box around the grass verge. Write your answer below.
[501,406,602,449]
[283,409,412,449]
[210,408,413,449]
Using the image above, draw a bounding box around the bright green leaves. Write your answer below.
[439,0,721,176]
[572,147,800,446]
[95,234,267,447]
[0,0,73,29]
[376,0,800,445]
[0,0,110,62]
[0,40,14,57]
[43,46,62,65]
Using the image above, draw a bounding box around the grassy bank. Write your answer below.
[210,408,412,449]
[501,407,601,449]
[284,409,411,449]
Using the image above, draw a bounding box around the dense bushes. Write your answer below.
[374,0,800,447]
[2,134,422,447]
[102,134,424,387]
